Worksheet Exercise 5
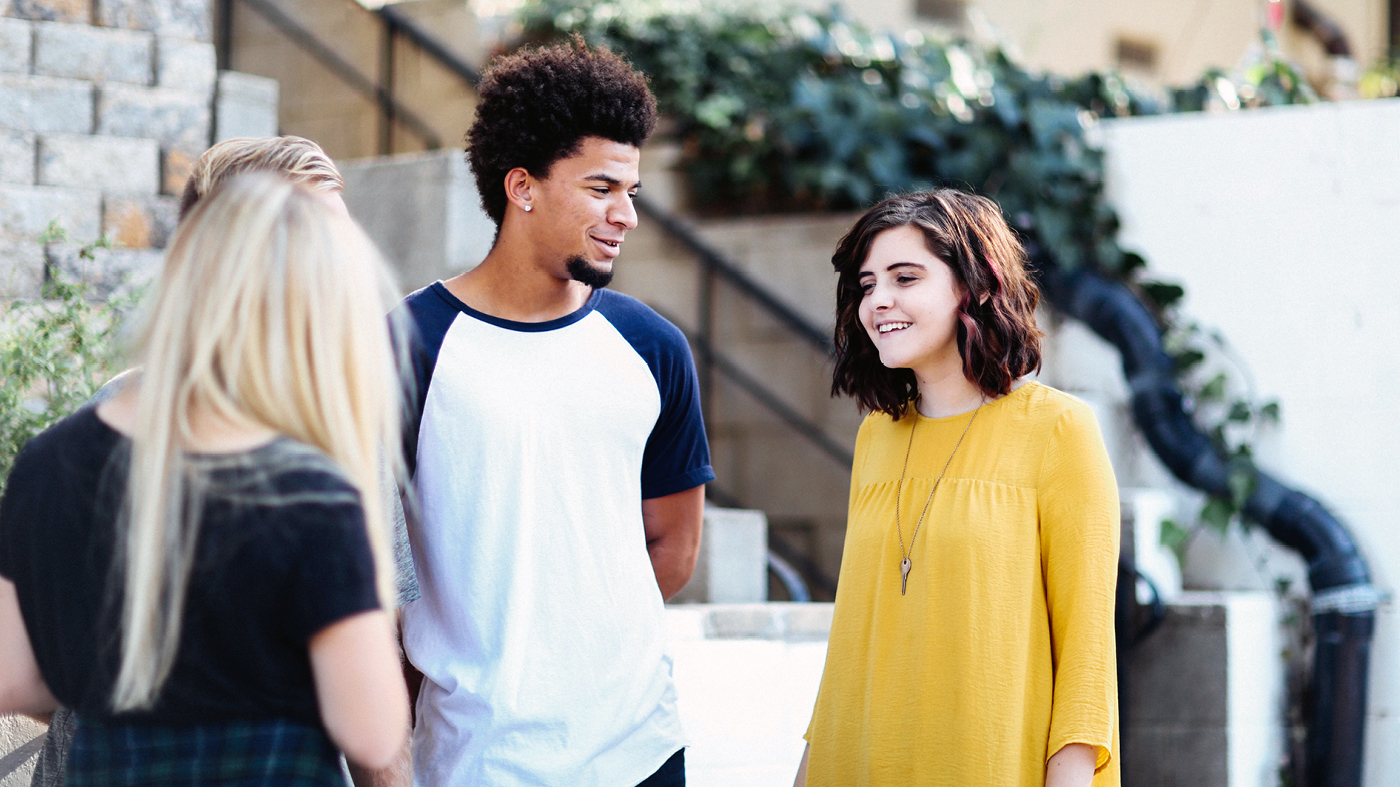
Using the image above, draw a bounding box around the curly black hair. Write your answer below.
[466,38,658,227]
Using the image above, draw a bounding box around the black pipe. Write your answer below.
[1030,244,1376,786]
[1293,0,1354,57]
[216,0,234,71]
[1392,0,1400,55]
[367,16,1377,776]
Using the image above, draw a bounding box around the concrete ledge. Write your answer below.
[666,603,828,786]
[673,507,768,604]
[1127,591,1281,787]
[666,602,833,642]
[340,150,495,292]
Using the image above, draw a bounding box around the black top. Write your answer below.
[0,407,380,727]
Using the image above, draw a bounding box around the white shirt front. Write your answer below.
[396,284,712,786]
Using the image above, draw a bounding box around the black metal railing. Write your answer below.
[214,6,1381,781]
[216,0,852,596]
[220,0,444,152]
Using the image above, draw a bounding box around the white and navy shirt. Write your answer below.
[395,282,714,787]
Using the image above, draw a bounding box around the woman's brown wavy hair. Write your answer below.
[830,189,1043,419]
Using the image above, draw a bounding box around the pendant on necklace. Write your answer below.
[900,557,912,595]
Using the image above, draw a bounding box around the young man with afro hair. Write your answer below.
[388,39,712,787]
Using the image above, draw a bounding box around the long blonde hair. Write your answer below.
[113,174,402,711]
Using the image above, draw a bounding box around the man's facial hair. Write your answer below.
[566,255,614,289]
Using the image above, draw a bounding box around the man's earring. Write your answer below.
[524,204,533,212]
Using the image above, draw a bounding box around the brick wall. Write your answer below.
[0,0,215,299]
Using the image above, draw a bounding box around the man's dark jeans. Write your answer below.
[634,749,685,787]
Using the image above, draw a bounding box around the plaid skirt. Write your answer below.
[66,717,344,787]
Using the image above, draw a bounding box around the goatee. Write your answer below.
[566,256,614,289]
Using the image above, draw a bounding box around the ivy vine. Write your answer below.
[518,0,1310,533]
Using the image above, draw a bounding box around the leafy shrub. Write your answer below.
[0,226,132,493]
[519,0,1300,528]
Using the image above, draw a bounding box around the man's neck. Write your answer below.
[444,248,593,324]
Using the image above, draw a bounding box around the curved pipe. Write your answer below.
[768,550,813,602]
[1028,242,1375,787]
[1293,0,1354,57]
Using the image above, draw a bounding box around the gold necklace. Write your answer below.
[893,399,983,595]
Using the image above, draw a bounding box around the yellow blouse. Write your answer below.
[805,382,1120,787]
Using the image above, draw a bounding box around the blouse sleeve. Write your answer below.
[1037,402,1120,772]
[280,499,382,643]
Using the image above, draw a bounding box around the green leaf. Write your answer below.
[519,0,1284,486]
[1200,497,1234,535]
[1141,281,1185,310]
[1226,456,1257,509]
[1173,349,1205,374]
[1198,373,1227,402]
[1159,518,1192,561]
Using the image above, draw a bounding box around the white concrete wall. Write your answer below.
[665,604,829,786]
[1100,97,1400,786]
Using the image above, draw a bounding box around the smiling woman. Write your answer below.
[832,190,1043,418]
[796,189,1121,787]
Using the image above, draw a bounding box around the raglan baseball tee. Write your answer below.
[395,283,714,786]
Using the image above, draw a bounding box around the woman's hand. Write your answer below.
[309,609,410,771]
[1045,743,1097,787]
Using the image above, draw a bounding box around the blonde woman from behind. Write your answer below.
[0,174,410,785]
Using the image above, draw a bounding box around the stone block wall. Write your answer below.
[0,0,215,299]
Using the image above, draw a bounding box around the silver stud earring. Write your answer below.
[524,205,532,212]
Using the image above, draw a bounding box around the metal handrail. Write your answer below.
[678,322,853,468]
[378,5,483,85]
[372,3,837,357]
[222,0,853,595]
[634,200,834,354]
[231,0,444,149]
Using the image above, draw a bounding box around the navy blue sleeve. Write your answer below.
[390,283,460,478]
[595,291,715,499]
